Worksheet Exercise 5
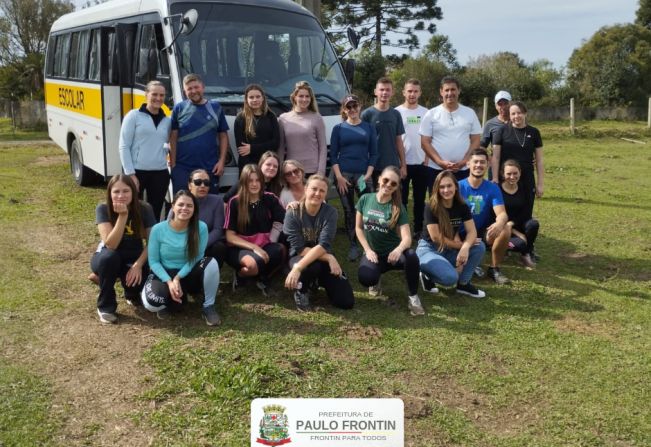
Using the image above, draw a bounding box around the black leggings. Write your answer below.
[135,169,169,221]
[205,240,227,268]
[509,219,539,255]
[358,248,420,296]
[336,172,373,244]
[289,256,355,309]
[226,242,285,280]
[91,247,145,313]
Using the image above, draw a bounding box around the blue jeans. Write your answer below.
[416,239,485,286]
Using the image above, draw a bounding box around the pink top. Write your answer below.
[278,110,327,175]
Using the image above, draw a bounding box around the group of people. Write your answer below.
[90,72,544,326]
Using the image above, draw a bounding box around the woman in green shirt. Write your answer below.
[355,166,425,316]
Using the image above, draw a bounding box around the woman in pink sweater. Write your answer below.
[278,81,327,176]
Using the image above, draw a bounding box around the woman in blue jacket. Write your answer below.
[119,80,171,220]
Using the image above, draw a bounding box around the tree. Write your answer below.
[351,48,386,98]
[636,0,651,29]
[0,0,73,98]
[422,34,458,69]
[567,24,651,106]
[389,56,448,107]
[322,0,442,55]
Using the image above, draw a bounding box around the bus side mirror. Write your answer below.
[347,28,360,50]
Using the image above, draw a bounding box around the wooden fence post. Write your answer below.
[647,97,651,129]
[482,97,488,128]
[570,98,575,135]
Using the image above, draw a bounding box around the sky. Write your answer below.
[392,0,640,68]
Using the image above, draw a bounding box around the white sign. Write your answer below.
[251,398,404,446]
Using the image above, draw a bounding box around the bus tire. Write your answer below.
[70,138,95,186]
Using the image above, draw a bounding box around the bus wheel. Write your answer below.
[70,138,94,186]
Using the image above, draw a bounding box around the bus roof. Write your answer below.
[50,0,313,33]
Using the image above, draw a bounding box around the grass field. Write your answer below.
[0,118,48,141]
[0,121,649,446]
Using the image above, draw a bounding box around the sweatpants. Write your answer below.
[357,248,420,296]
[91,247,145,313]
[141,257,219,312]
[416,239,485,287]
[289,256,355,309]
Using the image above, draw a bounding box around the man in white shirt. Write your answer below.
[396,79,431,235]
[419,76,481,183]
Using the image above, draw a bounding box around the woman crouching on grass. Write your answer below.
[416,171,486,299]
[224,164,286,297]
[355,166,424,316]
[500,159,539,268]
[284,174,354,311]
[141,190,221,326]
[91,175,156,324]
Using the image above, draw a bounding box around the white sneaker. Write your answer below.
[97,309,117,324]
[368,278,382,297]
[419,272,439,294]
[408,295,425,316]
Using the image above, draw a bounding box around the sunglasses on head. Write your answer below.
[345,102,359,110]
[192,178,211,187]
[284,168,301,177]
[381,178,398,188]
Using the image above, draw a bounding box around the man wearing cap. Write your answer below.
[419,76,481,183]
[396,78,431,236]
[480,90,512,150]
[361,77,407,185]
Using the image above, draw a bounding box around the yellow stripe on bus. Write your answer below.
[45,81,102,119]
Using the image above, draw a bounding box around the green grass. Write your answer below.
[0,118,49,141]
[0,122,649,446]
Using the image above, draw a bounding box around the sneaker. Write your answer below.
[97,309,117,324]
[531,249,541,262]
[456,282,486,298]
[408,295,425,316]
[156,308,171,320]
[232,274,242,293]
[474,266,485,278]
[368,285,382,297]
[294,290,312,312]
[348,244,361,262]
[256,280,273,298]
[487,267,510,285]
[202,306,221,326]
[520,253,536,268]
[419,272,439,294]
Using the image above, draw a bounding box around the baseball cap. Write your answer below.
[342,94,359,107]
[494,91,512,104]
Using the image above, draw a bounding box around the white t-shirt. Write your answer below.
[396,104,429,165]
[419,104,481,170]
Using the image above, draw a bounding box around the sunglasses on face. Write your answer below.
[192,178,211,187]
[381,178,398,188]
[345,103,359,110]
[284,168,302,177]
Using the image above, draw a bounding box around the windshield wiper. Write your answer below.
[314,93,340,106]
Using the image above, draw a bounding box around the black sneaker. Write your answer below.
[456,282,486,298]
[419,272,439,294]
[156,308,171,320]
[487,267,510,285]
[202,306,221,326]
[256,280,273,298]
[232,274,243,293]
[294,290,312,312]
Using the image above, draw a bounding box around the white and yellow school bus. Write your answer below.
[45,0,350,187]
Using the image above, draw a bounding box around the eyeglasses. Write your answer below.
[284,168,302,177]
[345,103,359,110]
[380,178,398,188]
[192,178,211,187]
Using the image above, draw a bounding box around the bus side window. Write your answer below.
[53,34,71,77]
[88,30,100,81]
[69,31,90,80]
[136,23,169,85]
[45,35,56,76]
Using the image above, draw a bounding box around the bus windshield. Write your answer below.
[170,2,348,110]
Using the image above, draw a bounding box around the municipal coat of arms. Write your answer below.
[256,404,291,446]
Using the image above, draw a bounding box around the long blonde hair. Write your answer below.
[290,81,319,113]
[236,164,264,233]
[429,170,465,252]
[378,166,402,229]
[241,83,271,139]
